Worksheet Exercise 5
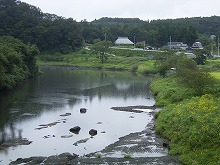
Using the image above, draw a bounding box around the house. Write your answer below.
[167,42,188,50]
[115,37,134,45]
[191,42,203,49]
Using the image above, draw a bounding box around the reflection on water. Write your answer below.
[0,68,154,164]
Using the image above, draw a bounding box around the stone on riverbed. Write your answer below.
[10,153,78,165]
[80,108,87,113]
[69,126,81,134]
[60,112,71,117]
[89,129,97,136]
[73,138,90,146]
[0,139,32,151]
[111,105,156,113]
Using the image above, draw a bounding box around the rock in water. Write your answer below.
[89,129,97,136]
[80,108,87,113]
[69,126,81,134]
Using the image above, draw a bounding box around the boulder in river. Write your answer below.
[80,108,87,113]
[89,129,97,136]
[69,126,81,134]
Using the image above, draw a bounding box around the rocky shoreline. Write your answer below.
[8,105,181,165]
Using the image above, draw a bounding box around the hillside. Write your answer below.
[1,0,220,52]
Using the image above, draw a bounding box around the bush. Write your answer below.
[0,36,39,90]
[150,77,194,106]
[156,94,220,165]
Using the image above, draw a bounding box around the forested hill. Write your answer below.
[82,16,220,47]
[92,17,145,26]
[91,16,220,36]
[0,0,84,54]
[1,0,220,51]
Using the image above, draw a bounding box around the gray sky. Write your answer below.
[20,0,220,21]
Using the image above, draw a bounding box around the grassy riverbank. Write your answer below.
[37,48,162,74]
[151,75,220,165]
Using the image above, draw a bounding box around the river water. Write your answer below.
[0,68,155,164]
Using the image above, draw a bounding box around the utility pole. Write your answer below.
[104,33,107,41]
[134,36,136,48]
[169,36,172,50]
[218,38,220,57]
[210,35,216,70]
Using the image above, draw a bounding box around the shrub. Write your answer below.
[156,94,220,165]
[150,77,194,106]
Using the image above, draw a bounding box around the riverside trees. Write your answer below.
[0,36,39,90]
[91,41,112,63]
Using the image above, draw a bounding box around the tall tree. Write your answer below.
[91,41,112,63]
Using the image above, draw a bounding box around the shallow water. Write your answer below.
[0,68,154,164]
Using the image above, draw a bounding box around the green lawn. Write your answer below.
[211,71,220,79]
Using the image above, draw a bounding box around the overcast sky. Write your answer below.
[20,0,220,22]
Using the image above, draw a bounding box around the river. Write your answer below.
[0,68,155,164]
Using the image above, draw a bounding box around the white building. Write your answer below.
[115,37,134,45]
[191,42,203,49]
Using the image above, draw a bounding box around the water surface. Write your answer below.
[0,68,154,164]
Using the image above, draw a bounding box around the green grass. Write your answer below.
[156,94,220,165]
[136,60,157,74]
[95,153,102,158]
[123,153,132,158]
[150,77,195,106]
[37,49,158,73]
[211,71,220,79]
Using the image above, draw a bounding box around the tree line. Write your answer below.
[0,0,83,54]
[83,16,220,49]
[1,0,220,53]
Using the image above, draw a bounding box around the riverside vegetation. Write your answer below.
[37,47,160,74]
[150,54,220,165]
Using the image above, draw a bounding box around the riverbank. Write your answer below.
[9,106,181,165]
[151,76,220,165]
[37,50,158,74]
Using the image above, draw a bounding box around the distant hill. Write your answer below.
[1,0,220,50]
[92,17,145,26]
[82,16,220,47]
[91,16,220,36]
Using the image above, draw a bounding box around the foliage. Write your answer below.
[136,60,157,74]
[150,77,194,106]
[193,49,208,65]
[82,17,199,48]
[178,70,217,95]
[211,71,220,79]
[90,41,112,63]
[0,36,39,90]
[123,153,132,158]
[156,94,220,165]
[155,52,217,95]
[95,153,102,158]
[0,0,83,53]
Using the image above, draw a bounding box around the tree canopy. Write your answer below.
[0,36,39,90]
[0,0,84,53]
[81,16,220,49]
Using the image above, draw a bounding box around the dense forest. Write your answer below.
[0,0,83,54]
[1,0,220,90]
[1,0,220,52]
[83,16,220,48]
